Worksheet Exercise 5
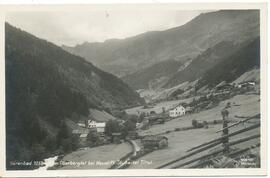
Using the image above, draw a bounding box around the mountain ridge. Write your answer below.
[63,10,259,79]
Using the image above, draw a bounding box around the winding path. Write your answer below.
[112,140,141,169]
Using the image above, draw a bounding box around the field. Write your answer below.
[59,142,132,169]
[129,94,260,169]
[139,94,260,136]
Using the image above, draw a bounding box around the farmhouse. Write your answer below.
[237,81,256,88]
[87,120,106,134]
[185,106,194,114]
[142,135,168,149]
[96,122,106,133]
[169,105,186,118]
[72,129,89,135]
[79,133,88,138]
[150,116,165,125]
[77,122,86,127]
[88,120,97,128]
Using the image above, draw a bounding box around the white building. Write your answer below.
[77,123,86,127]
[87,120,106,133]
[88,120,97,128]
[237,81,256,88]
[96,123,106,133]
[169,105,186,118]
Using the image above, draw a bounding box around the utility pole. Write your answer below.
[221,104,230,154]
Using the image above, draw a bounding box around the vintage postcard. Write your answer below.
[0,2,268,177]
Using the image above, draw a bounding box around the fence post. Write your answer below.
[221,107,229,154]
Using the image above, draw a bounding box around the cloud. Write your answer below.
[6,10,206,46]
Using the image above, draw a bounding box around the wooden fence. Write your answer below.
[157,114,260,169]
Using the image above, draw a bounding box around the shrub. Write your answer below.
[192,119,198,128]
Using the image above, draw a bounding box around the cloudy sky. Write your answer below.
[6,10,208,46]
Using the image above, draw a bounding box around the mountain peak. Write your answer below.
[62,10,259,79]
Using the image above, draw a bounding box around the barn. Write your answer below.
[142,135,168,149]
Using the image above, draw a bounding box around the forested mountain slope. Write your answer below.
[5,23,143,169]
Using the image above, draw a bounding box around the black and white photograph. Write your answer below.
[0,2,268,177]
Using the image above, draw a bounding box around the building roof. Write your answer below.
[72,129,89,134]
[112,132,121,136]
[170,104,185,111]
[238,81,256,85]
[88,120,97,124]
[80,133,88,138]
[88,120,106,127]
[89,109,117,122]
[96,123,106,128]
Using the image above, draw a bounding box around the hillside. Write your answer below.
[164,40,241,88]
[122,59,183,89]
[63,10,259,79]
[232,68,260,84]
[197,37,260,89]
[89,108,117,122]
[159,38,260,100]
[125,39,250,91]
[5,23,143,169]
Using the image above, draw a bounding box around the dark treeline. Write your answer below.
[6,33,89,169]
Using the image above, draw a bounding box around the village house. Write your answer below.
[185,106,194,114]
[87,120,106,135]
[169,105,186,118]
[237,81,256,89]
[72,129,89,135]
[77,122,86,127]
[88,120,97,128]
[96,123,106,134]
[79,133,88,139]
[142,135,168,149]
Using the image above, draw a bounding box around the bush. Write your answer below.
[166,130,171,134]
[105,119,121,136]
[192,119,198,128]
[197,122,204,128]
[87,132,100,146]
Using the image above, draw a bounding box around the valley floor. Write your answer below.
[58,142,132,169]
[57,93,260,169]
